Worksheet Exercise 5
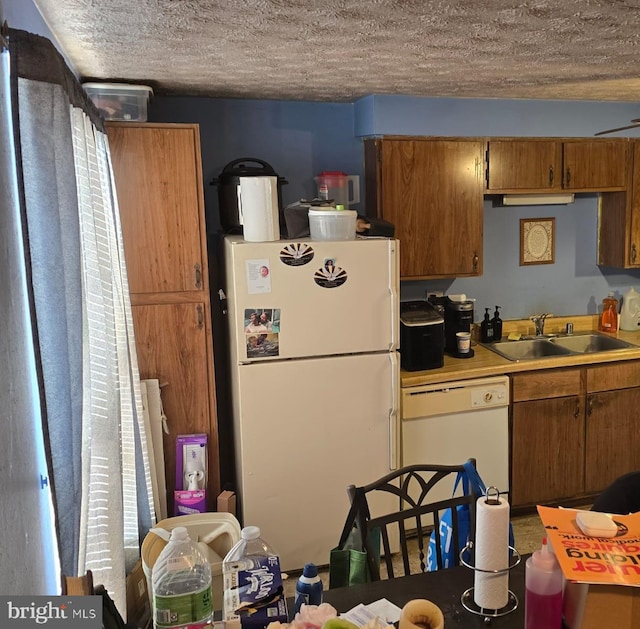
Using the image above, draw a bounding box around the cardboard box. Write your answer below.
[223,556,288,629]
[564,581,640,628]
[126,559,151,628]
[217,490,237,516]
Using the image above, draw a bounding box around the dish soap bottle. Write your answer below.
[492,306,503,341]
[525,537,563,629]
[599,292,619,333]
[481,308,495,343]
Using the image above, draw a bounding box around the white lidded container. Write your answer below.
[308,208,357,240]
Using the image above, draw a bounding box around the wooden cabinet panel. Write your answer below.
[108,122,219,514]
[133,302,213,513]
[586,360,640,393]
[584,387,640,493]
[511,368,582,402]
[370,138,484,279]
[486,138,628,193]
[563,140,628,190]
[487,140,562,191]
[599,140,640,268]
[511,396,584,506]
[109,125,205,294]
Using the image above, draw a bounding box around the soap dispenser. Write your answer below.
[481,308,495,343]
[492,306,503,341]
[599,292,619,333]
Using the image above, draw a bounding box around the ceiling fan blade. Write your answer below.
[595,119,640,136]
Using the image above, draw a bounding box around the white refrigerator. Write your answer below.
[223,234,400,571]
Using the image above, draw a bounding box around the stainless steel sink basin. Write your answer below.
[548,333,637,353]
[483,332,638,361]
[484,339,574,361]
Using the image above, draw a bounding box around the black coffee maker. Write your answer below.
[426,295,475,356]
[443,297,475,356]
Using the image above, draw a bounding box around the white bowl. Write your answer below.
[308,208,357,240]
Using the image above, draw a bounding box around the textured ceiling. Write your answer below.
[33,0,640,103]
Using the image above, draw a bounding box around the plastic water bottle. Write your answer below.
[222,526,281,622]
[525,537,563,629]
[151,526,212,629]
[223,525,277,570]
[294,563,323,614]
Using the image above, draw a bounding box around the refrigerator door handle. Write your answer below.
[388,351,400,470]
[388,241,399,350]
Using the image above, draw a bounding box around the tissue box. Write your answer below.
[223,556,288,629]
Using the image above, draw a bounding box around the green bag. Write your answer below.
[329,488,380,588]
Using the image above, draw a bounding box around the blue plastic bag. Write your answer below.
[426,461,513,571]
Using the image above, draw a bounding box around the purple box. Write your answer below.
[174,490,207,515]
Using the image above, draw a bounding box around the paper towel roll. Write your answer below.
[239,176,280,242]
[473,493,510,610]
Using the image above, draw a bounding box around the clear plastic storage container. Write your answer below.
[83,82,153,121]
[308,208,357,241]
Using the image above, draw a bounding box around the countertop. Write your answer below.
[401,315,640,388]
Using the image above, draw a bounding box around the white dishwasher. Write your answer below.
[402,375,510,500]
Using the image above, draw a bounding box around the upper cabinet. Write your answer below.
[108,125,206,295]
[486,139,628,193]
[364,137,485,279]
[598,139,640,268]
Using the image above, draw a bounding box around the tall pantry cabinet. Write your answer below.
[107,122,220,513]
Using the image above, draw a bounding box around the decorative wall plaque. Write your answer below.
[520,218,555,265]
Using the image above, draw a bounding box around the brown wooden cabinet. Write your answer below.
[486,139,628,193]
[599,140,640,268]
[511,368,584,507]
[364,137,484,279]
[107,122,219,513]
[511,360,640,508]
[584,361,640,494]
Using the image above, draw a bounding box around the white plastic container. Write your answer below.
[151,526,212,629]
[83,82,153,121]
[620,287,640,331]
[308,208,357,241]
[142,512,241,613]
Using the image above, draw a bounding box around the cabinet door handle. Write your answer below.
[549,166,554,186]
[196,304,204,329]
[473,252,479,271]
[574,399,580,418]
[194,263,202,289]
[586,394,593,417]
[632,243,637,264]
[565,167,571,186]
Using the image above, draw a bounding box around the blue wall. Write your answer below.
[150,94,640,321]
[8,0,640,321]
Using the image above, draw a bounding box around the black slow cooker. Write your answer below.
[211,158,288,233]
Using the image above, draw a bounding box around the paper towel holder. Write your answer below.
[459,486,521,622]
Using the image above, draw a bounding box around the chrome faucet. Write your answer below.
[530,313,552,336]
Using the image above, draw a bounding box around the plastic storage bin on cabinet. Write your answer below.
[308,208,357,240]
[141,512,241,613]
[83,83,153,121]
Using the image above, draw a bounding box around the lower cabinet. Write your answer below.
[131,301,217,514]
[511,361,640,508]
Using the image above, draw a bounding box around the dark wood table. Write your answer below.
[321,559,526,628]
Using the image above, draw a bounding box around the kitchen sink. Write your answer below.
[484,339,574,361]
[483,332,638,361]
[548,332,637,353]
